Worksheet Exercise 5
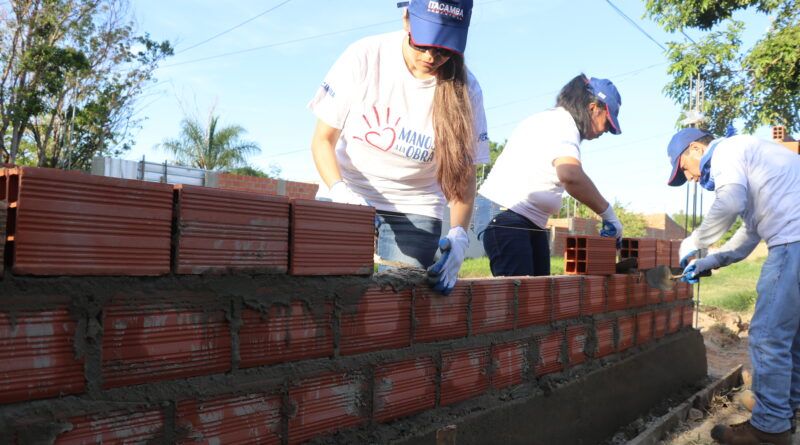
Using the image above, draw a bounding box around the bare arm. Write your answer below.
[554,157,609,214]
[449,165,477,229]
[310,119,343,188]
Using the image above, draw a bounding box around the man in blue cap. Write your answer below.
[667,127,800,445]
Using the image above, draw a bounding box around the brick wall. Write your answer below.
[214,172,319,200]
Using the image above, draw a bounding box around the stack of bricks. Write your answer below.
[0,166,697,444]
[773,126,799,154]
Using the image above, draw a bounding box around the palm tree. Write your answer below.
[160,108,260,171]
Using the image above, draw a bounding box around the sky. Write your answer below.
[127,0,773,217]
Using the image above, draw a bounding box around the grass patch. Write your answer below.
[699,255,764,312]
[459,256,564,278]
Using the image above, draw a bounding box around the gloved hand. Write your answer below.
[681,256,716,284]
[681,260,700,284]
[599,204,623,248]
[329,180,369,206]
[678,236,706,268]
[427,226,469,296]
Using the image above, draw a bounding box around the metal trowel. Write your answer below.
[644,265,711,291]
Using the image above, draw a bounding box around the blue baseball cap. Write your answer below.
[587,77,622,135]
[667,128,710,186]
[399,0,473,55]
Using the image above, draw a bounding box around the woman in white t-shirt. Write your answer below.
[308,0,489,295]
[477,74,623,277]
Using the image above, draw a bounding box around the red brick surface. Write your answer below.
[289,199,374,275]
[654,310,668,339]
[413,283,469,343]
[239,302,333,368]
[669,307,682,333]
[636,311,654,345]
[646,287,662,305]
[564,235,616,275]
[373,357,437,422]
[491,341,527,389]
[553,276,581,320]
[682,304,694,328]
[56,409,165,444]
[173,184,290,274]
[340,286,412,355]
[288,373,365,445]
[9,167,173,275]
[102,306,231,388]
[517,277,550,327]
[440,347,490,406]
[595,320,615,357]
[582,276,606,315]
[535,330,564,376]
[566,325,588,366]
[216,173,319,200]
[176,394,281,444]
[618,316,634,351]
[656,239,671,267]
[629,278,647,308]
[0,309,85,403]
[621,238,657,270]
[607,274,629,311]
[469,278,515,335]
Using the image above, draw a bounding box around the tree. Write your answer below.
[558,198,649,237]
[227,163,282,179]
[0,0,172,169]
[645,0,800,134]
[160,108,261,171]
[476,139,505,186]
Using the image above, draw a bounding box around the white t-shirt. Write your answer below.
[478,107,581,228]
[308,30,490,220]
[710,135,800,247]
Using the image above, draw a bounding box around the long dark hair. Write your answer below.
[432,53,474,202]
[556,74,604,140]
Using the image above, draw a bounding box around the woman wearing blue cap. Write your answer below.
[666,128,800,445]
[308,0,488,295]
[477,74,623,277]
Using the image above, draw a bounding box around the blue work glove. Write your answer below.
[427,226,469,296]
[681,260,700,284]
[598,204,623,248]
[678,236,706,268]
[681,257,716,284]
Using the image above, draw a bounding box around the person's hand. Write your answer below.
[681,257,715,283]
[678,237,706,268]
[329,181,369,206]
[427,226,469,296]
[681,260,700,284]
[599,204,623,247]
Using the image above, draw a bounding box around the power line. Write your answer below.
[605,0,666,52]
[162,19,396,68]
[175,0,295,55]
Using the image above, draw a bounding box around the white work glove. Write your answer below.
[427,226,469,296]
[678,235,707,268]
[599,204,623,247]
[329,180,369,206]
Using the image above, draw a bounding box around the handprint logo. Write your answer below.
[353,106,401,152]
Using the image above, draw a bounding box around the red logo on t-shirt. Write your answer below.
[353,106,400,152]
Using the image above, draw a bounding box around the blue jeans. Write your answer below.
[375,210,442,271]
[481,209,550,277]
[750,241,800,433]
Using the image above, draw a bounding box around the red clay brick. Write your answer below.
[440,347,490,406]
[517,276,550,327]
[288,373,365,445]
[102,305,231,388]
[239,302,333,368]
[595,320,615,357]
[534,330,564,376]
[491,341,528,389]
[669,239,682,268]
[564,235,617,275]
[339,286,411,356]
[636,311,654,345]
[654,310,668,339]
[468,278,515,335]
[581,276,606,315]
[566,325,588,366]
[373,357,436,422]
[663,284,676,302]
[0,308,85,403]
[413,283,469,343]
[646,287,662,305]
[552,276,581,320]
[56,409,164,444]
[620,238,657,270]
[617,316,634,352]
[677,282,693,300]
[668,307,682,334]
[656,239,671,266]
[682,304,694,328]
[629,278,647,308]
[607,274,629,311]
[176,394,281,444]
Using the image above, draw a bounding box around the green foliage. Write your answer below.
[477,139,505,186]
[227,163,282,179]
[161,108,260,171]
[672,210,704,233]
[717,216,743,245]
[613,202,648,238]
[0,0,173,169]
[701,254,764,312]
[645,0,800,133]
[458,256,564,278]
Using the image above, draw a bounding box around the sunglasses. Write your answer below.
[407,34,454,58]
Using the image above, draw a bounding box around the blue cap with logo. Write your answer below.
[398,0,473,55]
[587,77,622,135]
[667,127,710,186]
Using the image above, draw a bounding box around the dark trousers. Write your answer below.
[481,209,550,277]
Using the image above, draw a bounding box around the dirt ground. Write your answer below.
[652,305,800,445]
